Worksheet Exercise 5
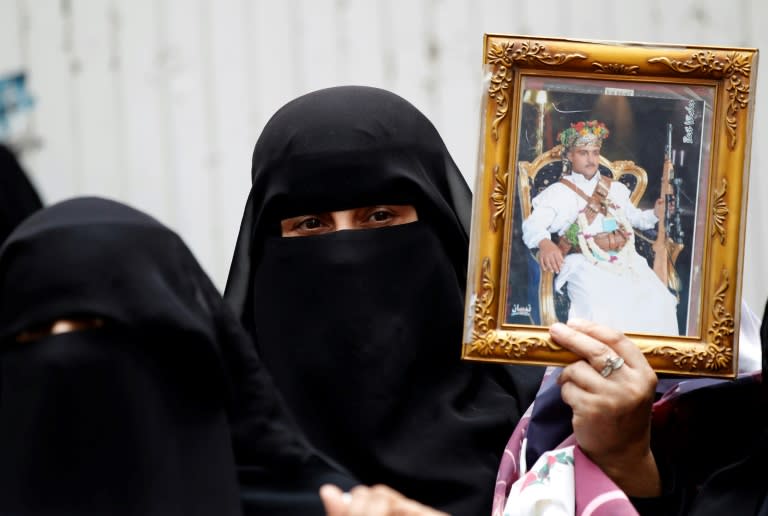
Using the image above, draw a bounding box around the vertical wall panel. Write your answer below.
[18,1,79,202]
[69,0,120,194]
[0,2,22,72]
[337,0,385,87]
[691,0,736,46]
[110,0,174,225]
[737,0,766,315]
[299,0,341,93]
[653,0,702,44]
[506,0,560,38]
[245,1,301,138]
[478,0,525,37]
[160,0,215,272]
[207,0,254,287]
[433,0,483,187]
[7,1,32,142]
[610,1,661,43]
[557,0,617,40]
[380,0,429,115]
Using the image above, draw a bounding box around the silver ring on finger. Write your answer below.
[600,355,625,378]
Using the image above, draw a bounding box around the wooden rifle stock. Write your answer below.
[652,124,684,289]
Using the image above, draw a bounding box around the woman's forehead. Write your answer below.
[256,152,428,214]
[271,187,421,220]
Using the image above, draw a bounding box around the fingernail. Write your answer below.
[550,322,567,336]
[341,492,352,505]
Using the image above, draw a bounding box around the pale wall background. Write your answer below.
[1,0,766,314]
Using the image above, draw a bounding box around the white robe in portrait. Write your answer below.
[522,172,680,335]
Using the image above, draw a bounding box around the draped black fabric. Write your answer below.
[0,143,42,245]
[632,300,768,515]
[0,328,241,516]
[225,86,544,516]
[677,300,768,516]
[0,197,354,515]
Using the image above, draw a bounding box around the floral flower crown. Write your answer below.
[558,120,610,150]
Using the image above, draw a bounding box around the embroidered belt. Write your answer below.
[556,229,629,256]
[592,229,629,252]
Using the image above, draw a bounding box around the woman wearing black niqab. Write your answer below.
[0,197,354,515]
[226,86,544,516]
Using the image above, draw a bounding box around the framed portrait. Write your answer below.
[462,35,757,377]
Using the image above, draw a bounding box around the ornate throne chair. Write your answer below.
[517,145,651,325]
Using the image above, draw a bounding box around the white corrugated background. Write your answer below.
[1,0,766,315]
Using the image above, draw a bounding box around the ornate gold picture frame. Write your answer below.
[462,34,757,377]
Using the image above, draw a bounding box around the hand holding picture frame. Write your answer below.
[462,35,757,377]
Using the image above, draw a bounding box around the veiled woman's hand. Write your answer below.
[551,318,660,497]
[320,484,449,516]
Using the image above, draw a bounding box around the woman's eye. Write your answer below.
[280,214,334,237]
[298,217,323,230]
[369,210,393,222]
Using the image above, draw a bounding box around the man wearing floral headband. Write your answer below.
[521,120,679,334]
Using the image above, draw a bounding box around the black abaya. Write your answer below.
[226,86,544,516]
[0,143,42,244]
[0,197,354,515]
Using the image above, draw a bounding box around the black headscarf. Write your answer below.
[225,86,543,516]
[0,197,353,515]
[0,143,42,244]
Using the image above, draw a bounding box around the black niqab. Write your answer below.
[226,86,543,515]
[0,197,352,515]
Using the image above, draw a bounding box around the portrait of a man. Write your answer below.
[520,120,679,335]
[503,76,714,337]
